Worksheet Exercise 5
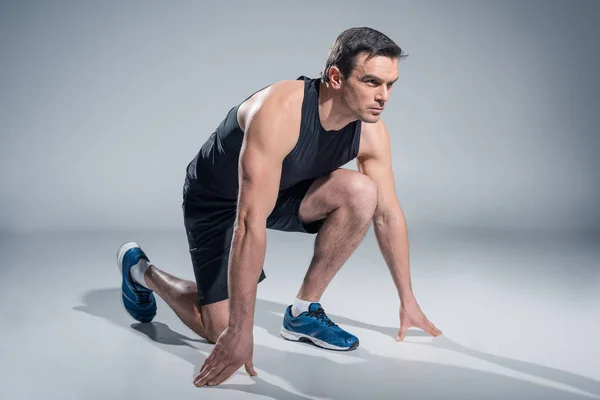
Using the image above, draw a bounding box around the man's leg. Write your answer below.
[160,167,375,344]
[118,186,238,344]
[296,169,378,301]
[275,169,377,350]
[142,266,228,344]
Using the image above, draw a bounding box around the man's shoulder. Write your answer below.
[239,79,305,131]
[360,119,384,133]
[357,119,390,160]
[260,79,305,110]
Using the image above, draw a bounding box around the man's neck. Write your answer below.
[317,81,357,132]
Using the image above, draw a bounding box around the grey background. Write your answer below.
[1,0,599,234]
[1,2,599,400]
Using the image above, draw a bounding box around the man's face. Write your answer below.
[341,54,399,123]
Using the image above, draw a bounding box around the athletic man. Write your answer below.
[116,27,442,387]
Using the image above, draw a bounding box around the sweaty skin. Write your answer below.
[194,54,441,387]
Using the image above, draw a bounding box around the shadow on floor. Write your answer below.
[73,288,599,400]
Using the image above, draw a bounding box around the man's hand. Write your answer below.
[397,298,442,341]
[193,327,257,387]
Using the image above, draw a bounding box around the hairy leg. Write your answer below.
[296,169,378,301]
[144,266,228,343]
[143,169,375,340]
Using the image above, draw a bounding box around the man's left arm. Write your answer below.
[357,121,442,341]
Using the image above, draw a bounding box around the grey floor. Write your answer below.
[0,227,598,400]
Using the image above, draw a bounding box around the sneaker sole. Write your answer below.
[280,328,359,351]
[117,241,140,272]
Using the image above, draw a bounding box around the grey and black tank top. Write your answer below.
[185,76,362,199]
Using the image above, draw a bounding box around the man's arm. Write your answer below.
[195,92,298,387]
[357,120,442,341]
[227,100,296,331]
[356,121,413,301]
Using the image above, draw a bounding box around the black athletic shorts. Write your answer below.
[182,178,324,306]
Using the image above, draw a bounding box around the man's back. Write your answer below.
[184,76,362,200]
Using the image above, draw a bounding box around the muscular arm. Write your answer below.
[227,99,297,332]
[357,121,414,302]
[357,121,442,340]
[194,83,303,388]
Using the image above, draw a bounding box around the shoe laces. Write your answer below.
[307,306,337,327]
[136,289,152,304]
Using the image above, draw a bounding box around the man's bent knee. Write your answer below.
[342,172,378,216]
[199,299,229,343]
[299,169,377,224]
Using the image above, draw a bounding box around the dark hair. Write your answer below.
[320,27,406,83]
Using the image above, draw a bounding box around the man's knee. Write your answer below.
[340,171,378,216]
[206,322,227,344]
[200,299,229,343]
[299,169,377,224]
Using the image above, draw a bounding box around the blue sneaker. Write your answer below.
[117,242,156,323]
[280,303,359,351]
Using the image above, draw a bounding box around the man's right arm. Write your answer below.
[194,84,300,387]
[227,99,297,332]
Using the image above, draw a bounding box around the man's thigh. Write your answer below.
[297,168,368,224]
[267,168,369,234]
[266,177,324,234]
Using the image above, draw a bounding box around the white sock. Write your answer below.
[129,258,151,289]
[291,298,314,318]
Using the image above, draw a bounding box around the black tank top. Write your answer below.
[185,76,362,200]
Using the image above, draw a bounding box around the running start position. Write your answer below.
[117,27,442,387]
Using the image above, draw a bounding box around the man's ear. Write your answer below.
[328,66,343,89]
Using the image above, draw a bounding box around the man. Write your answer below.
[116,26,442,387]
